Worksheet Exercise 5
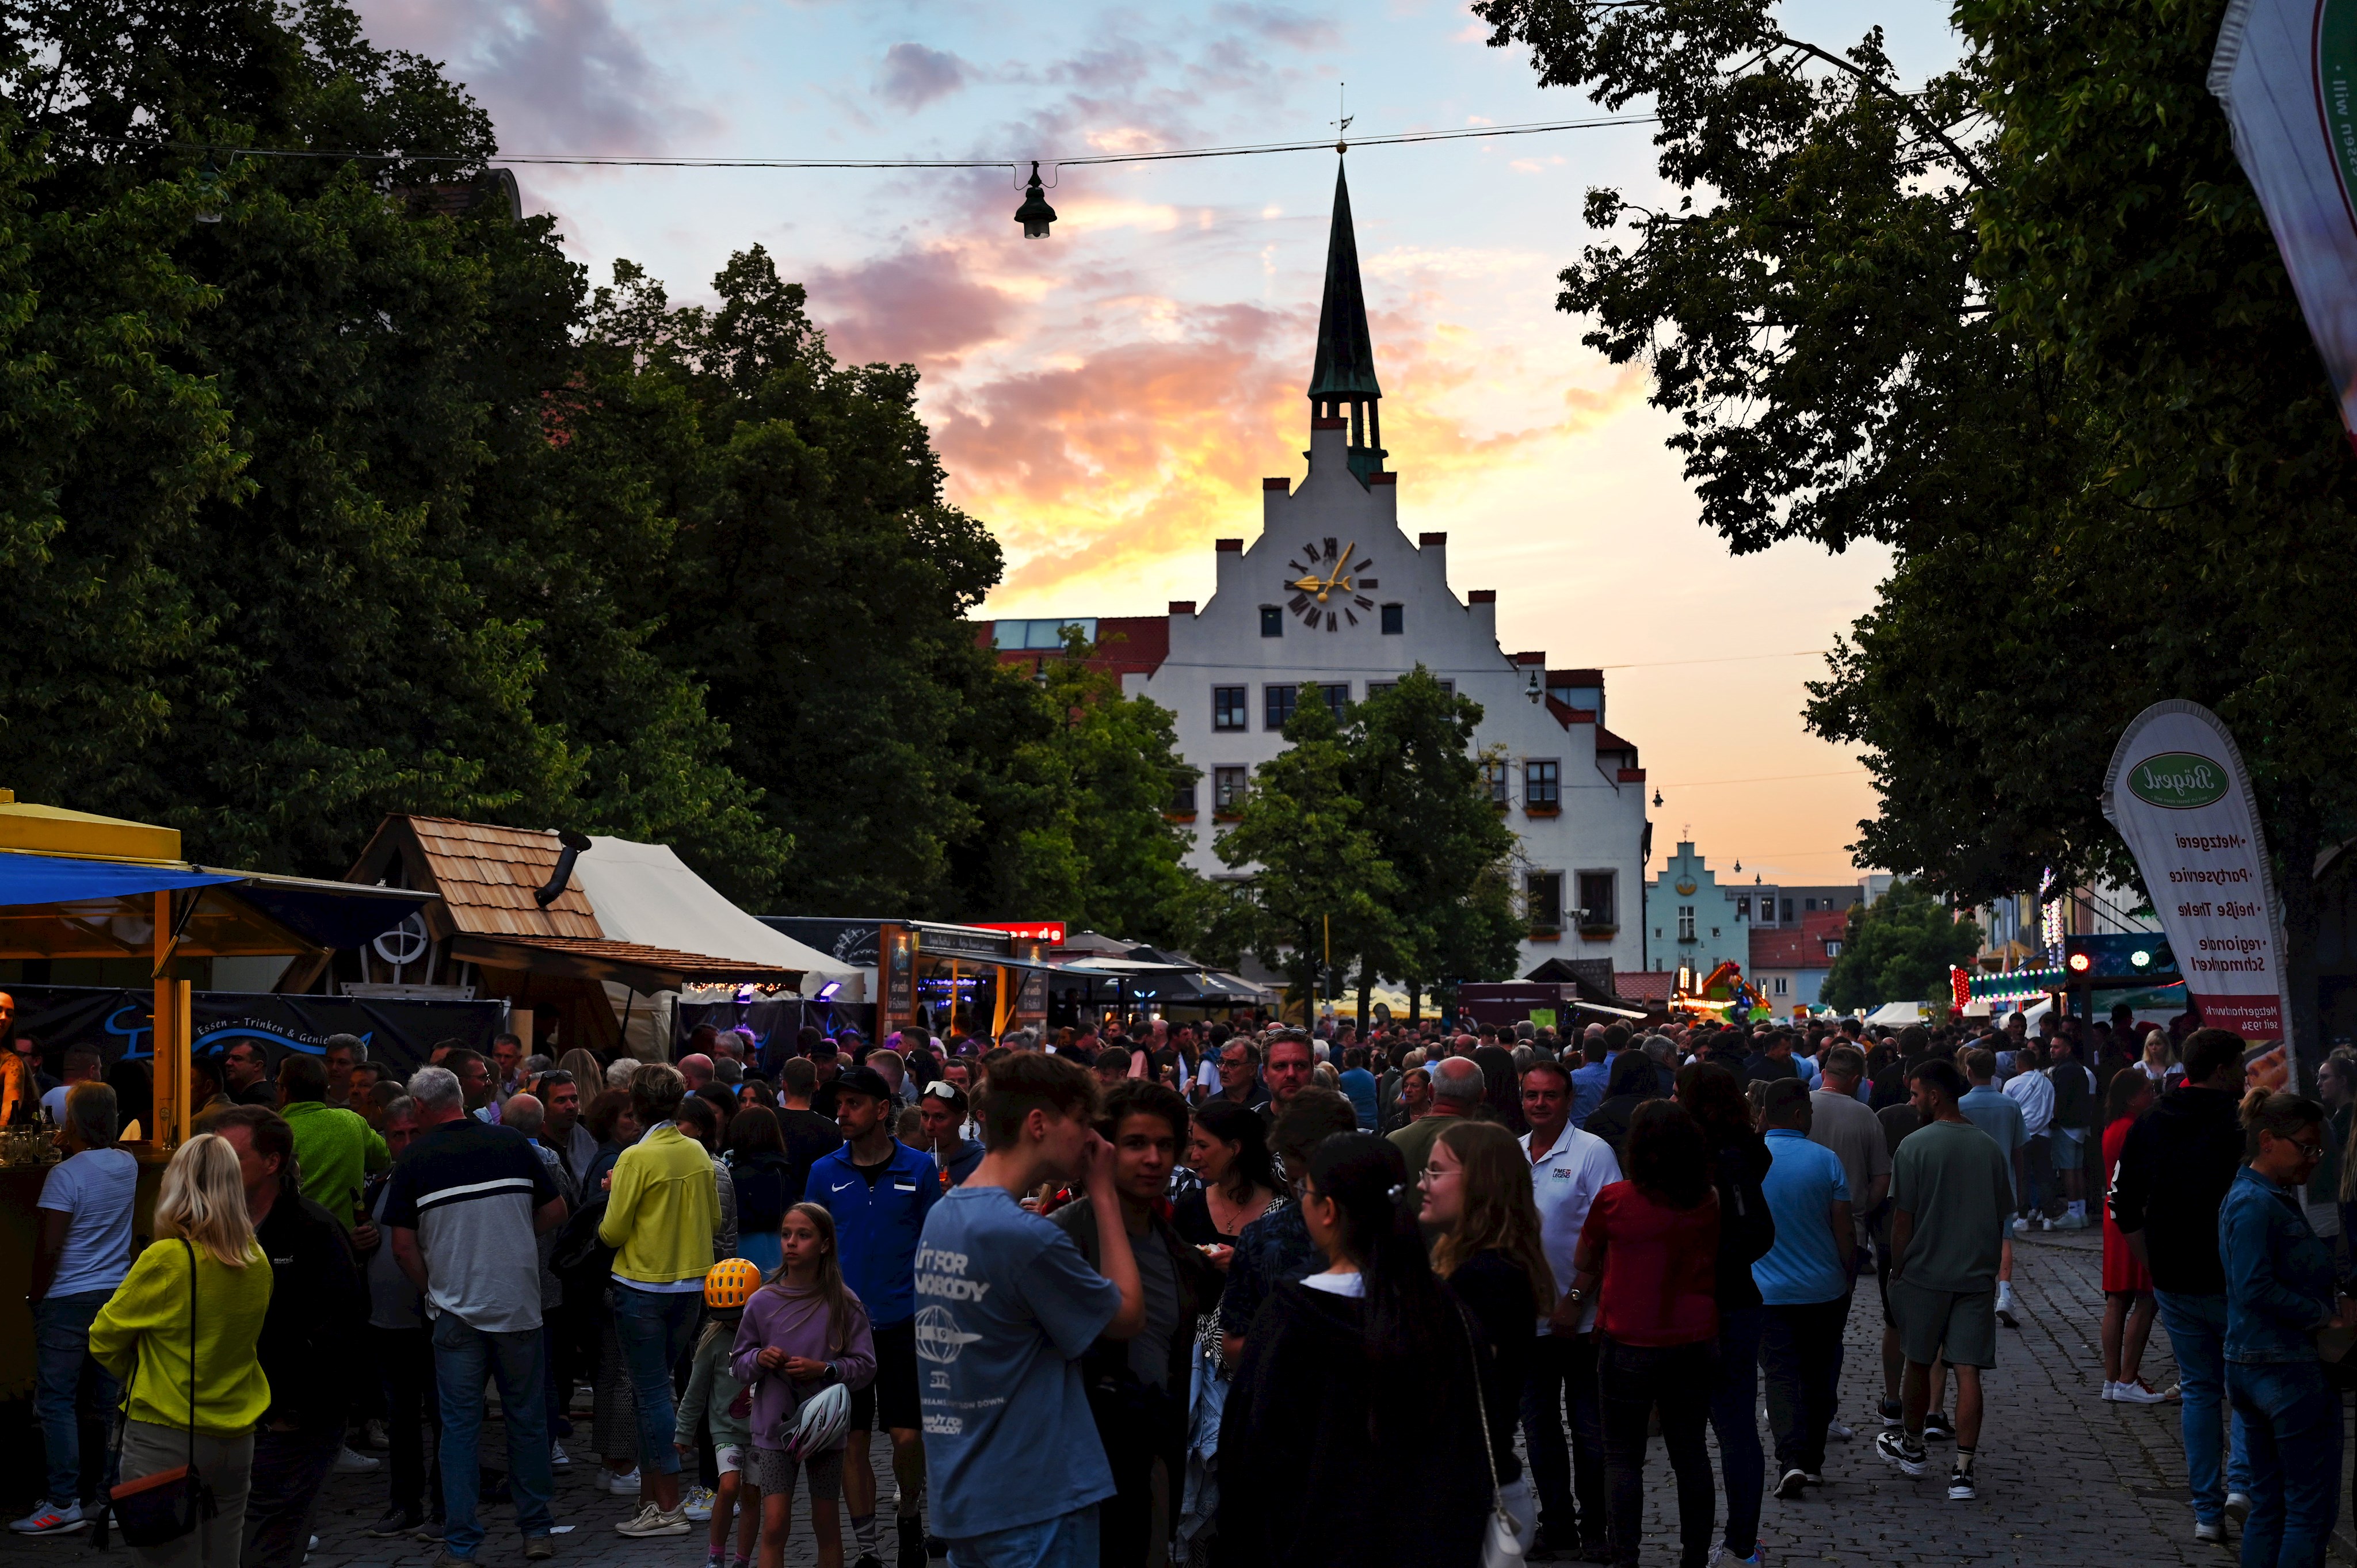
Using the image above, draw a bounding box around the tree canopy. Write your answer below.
[1820,882,1983,1013]
[1208,667,1520,1015]
[0,0,1202,931]
[1475,0,2357,1057]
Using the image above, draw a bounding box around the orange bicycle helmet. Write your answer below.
[705,1257,761,1310]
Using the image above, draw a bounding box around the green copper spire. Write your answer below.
[1306,162,1386,484]
[1307,163,1382,403]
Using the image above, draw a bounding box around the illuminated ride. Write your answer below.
[1669,959,1771,1024]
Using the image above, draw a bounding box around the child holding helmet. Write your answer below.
[731,1203,876,1568]
[682,1258,765,1568]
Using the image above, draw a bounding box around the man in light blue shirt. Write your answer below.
[1567,1029,1614,1128]
[1957,1048,2027,1321]
[1754,1079,1853,1500]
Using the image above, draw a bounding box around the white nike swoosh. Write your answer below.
[832,1182,855,1192]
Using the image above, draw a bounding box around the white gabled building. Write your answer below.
[981,164,1653,982]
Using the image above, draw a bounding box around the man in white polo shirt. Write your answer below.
[1517,1055,1624,1562]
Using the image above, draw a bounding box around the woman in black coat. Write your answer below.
[1219,1133,1492,1568]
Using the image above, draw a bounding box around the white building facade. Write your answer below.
[993,166,1653,982]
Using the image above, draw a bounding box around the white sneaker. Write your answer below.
[363,1418,390,1449]
[2195,1520,2225,1543]
[334,1445,381,1474]
[603,1467,642,1496]
[681,1486,716,1522]
[613,1504,690,1539]
[2102,1380,2119,1402]
[1826,1420,1854,1443]
[8,1500,85,1535]
[549,1440,571,1468]
[2226,1492,2252,1521]
[2115,1379,2176,1405]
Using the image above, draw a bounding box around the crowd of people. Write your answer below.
[7,1001,2354,1567]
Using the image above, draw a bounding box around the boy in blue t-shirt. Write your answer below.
[916,1052,1143,1566]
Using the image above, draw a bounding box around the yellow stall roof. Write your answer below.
[0,790,181,864]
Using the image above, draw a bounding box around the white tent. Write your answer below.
[571,835,860,985]
[1864,1000,1929,1027]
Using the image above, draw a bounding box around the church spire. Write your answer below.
[1306,161,1385,483]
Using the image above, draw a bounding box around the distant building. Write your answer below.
[1746,881,1871,929]
[1749,909,1849,1013]
[1643,841,1749,978]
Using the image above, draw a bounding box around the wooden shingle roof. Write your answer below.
[348,815,601,940]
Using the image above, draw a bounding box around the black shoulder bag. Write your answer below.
[94,1239,216,1549]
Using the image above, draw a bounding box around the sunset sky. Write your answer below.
[356,0,1966,887]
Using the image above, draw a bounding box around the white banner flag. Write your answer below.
[2101,700,2291,1043]
[2210,0,2357,437]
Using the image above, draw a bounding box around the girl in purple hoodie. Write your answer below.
[731,1202,876,1568]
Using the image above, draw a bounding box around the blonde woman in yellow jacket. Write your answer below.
[90,1133,273,1568]
[597,1063,717,1536]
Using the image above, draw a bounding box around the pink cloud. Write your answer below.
[807,246,1020,367]
[878,43,969,110]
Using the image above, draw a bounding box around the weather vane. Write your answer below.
[1334,82,1352,154]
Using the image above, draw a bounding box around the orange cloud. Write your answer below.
[799,227,1648,614]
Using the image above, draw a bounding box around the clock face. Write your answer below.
[1279,536,1379,631]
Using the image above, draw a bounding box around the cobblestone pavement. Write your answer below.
[8,1226,2353,1568]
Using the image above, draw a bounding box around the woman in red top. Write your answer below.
[1572,1100,1722,1568]
[2099,1071,2173,1403]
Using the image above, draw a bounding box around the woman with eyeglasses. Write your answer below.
[915,1082,983,1189]
[2223,1088,2352,1565]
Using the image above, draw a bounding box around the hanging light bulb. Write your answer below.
[193,154,224,224]
[1525,667,1542,704]
[1014,161,1057,239]
[1652,788,1664,808]
[1733,860,1742,873]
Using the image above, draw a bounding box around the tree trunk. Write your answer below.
[1356,964,1374,1036]
[1408,979,1422,1029]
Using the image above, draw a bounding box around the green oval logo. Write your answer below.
[2129,751,2229,809]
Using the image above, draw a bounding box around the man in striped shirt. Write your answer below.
[386,1065,566,1566]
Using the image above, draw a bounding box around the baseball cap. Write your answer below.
[833,1065,894,1102]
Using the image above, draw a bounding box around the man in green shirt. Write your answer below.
[276,1052,390,1230]
[1876,1056,2014,1503]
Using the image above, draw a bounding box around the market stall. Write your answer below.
[321,815,856,1057]
[0,793,430,1398]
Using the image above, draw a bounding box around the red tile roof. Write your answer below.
[1616,970,1672,1004]
[1750,909,1851,970]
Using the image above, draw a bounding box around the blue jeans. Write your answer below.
[1707,1305,1765,1558]
[34,1290,121,1505]
[946,1504,1099,1568]
[2156,1290,2254,1523]
[430,1313,554,1559]
[611,1284,703,1479]
[2226,1359,2341,1568]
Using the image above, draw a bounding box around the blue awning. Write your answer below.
[0,852,239,907]
[227,880,432,949]
[0,852,433,952]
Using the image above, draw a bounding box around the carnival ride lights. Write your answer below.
[1671,958,1769,1022]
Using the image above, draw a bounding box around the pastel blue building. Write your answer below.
[1644,840,1750,979]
